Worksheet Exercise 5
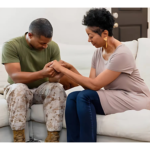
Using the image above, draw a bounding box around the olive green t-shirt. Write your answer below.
[2,33,61,89]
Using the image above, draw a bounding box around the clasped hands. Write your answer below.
[41,60,70,82]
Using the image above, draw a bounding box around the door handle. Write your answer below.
[113,23,119,28]
[113,12,118,19]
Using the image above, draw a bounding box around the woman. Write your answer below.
[50,8,150,142]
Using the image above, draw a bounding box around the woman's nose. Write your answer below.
[88,38,91,42]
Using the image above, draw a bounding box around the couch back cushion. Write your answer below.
[136,38,150,90]
[59,40,138,77]
[59,43,94,77]
[0,40,138,94]
[121,40,138,59]
[0,45,8,94]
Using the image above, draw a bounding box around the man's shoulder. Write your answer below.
[47,41,59,49]
[4,35,24,48]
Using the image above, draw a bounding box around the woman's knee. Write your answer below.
[76,90,92,102]
[67,91,80,101]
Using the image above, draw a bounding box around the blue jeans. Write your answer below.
[65,90,105,142]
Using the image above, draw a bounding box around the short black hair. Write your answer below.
[29,18,53,38]
[82,8,115,36]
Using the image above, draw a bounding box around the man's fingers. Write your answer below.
[45,61,54,67]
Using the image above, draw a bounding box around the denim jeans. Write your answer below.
[65,89,105,142]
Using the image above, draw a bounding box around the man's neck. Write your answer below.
[25,33,33,48]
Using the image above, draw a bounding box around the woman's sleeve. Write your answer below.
[107,53,135,74]
[91,50,97,69]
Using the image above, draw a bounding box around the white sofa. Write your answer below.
[1,38,150,142]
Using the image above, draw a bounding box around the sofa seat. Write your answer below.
[30,86,150,142]
[0,96,31,141]
[31,103,150,142]
[0,97,30,128]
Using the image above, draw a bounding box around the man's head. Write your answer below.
[27,18,53,50]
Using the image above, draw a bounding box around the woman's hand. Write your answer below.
[59,60,72,69]
[49,60,63,72]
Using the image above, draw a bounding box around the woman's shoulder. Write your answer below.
[110,44,135,63]
[115,44,133,55]
[110,44,134,61]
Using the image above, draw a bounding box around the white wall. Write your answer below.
[0,8,111,45]
[0,7,149,46]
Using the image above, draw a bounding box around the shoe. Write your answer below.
[45,131,60,142]
[13,129,25,142]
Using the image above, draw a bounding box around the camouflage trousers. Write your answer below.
[4,81,67,131]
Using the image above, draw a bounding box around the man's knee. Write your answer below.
[49,82,64,90]
[5,83,29,98]
[13,83,29,94]
[43,82,65,95]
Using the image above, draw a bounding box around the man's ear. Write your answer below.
[28,32,33,39]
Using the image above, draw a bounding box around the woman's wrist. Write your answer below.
[59,65,65,73]
[67,64,73,70]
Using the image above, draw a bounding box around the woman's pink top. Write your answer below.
[92,44,150,115]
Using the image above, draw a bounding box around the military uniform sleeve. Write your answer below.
[2,42,20,64]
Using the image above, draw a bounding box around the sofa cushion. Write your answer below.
[0,45,9,94]
[95,109,150,142]
[31,105,45,122]
[136,38,150,90]
[31,86,150,142]
[59,43,94,77]
[0,98,31,127]
[31,103,150,142]
[121,40,138,59]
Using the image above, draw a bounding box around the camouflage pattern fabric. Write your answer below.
[4,82,67,131]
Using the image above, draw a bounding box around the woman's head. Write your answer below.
[82,8,115,48]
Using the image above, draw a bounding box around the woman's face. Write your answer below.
[86,27,105,48]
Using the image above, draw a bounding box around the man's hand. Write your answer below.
[49,60,63,72]
[41,62,58,78]
[49,72,64,83]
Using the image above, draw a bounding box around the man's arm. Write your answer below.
[4,62,57,84]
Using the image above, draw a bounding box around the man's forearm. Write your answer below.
[11,70,44,84]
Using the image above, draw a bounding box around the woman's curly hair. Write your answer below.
[82,8,115,36]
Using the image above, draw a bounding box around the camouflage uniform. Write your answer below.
[4,81,67,131]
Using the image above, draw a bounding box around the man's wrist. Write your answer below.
[38,70,44,78]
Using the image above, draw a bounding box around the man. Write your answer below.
[2,18,77,142]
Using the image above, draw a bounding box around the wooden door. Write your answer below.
[111,8,148,41]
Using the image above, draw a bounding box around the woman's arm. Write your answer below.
[50,60,121,91]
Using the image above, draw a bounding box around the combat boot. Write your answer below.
[45,131,60,142]
[13,129,25,142]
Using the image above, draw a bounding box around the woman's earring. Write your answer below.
[104,37,107,48]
